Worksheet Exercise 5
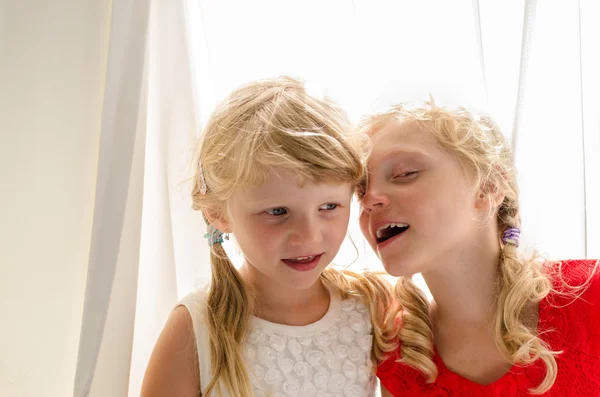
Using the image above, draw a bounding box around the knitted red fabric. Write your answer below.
[378,259,600,396]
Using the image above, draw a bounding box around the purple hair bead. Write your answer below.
[502,227,520,247]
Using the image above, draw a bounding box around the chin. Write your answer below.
[282,265,325,287]
[380,255,417,277]
[383,264,409,277]
[283,275,322,291]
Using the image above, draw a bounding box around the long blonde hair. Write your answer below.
[191,77,399,396]
[359,100,596,394]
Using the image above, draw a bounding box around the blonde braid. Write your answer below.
[395,277,437,382]
[203,243,254,396]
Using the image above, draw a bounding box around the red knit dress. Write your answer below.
[377,259,600,396]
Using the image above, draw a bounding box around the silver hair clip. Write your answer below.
[198,161,207,195]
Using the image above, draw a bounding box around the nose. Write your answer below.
[288,213,323,246]
[362,183,390,214]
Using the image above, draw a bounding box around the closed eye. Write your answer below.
[393,171,419,180]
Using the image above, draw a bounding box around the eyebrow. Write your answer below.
[379,148,430,161]
[245,190,351,206]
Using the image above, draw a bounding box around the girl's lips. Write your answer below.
[372,220,409,241]
[376,228,408,252]
[282,254,323,272]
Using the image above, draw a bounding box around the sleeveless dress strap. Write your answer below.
[178,286,214,395]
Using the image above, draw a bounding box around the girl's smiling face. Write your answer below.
[359,121,482,277]
[217,170,353,291]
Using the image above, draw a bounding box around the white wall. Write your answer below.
[0,1,111,396]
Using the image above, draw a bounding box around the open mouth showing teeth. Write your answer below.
[285,255,316,263]
[282,254,323,271]
[376,223,409,244]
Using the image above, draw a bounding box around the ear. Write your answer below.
[475,181,505,211]
[204,209,231,233]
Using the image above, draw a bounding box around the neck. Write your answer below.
[239,262,329,324]
[423,230,501,329]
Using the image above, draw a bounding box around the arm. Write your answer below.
[141,306,201,397]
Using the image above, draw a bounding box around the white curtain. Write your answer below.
[511,0,600,260]
[72,0,151,395]
[73,1,600,396]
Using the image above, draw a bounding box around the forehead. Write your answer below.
[231,169,352,205]
[368,121,447,165]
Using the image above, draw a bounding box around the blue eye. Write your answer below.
[265,207,288,216]
[320,203,338,211]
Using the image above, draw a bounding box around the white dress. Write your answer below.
[179,285,377,397]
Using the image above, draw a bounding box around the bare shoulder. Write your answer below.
[141,305,201,397]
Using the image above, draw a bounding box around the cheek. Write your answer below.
[359,212,372,242]
[328,210,351,242]
[235,219,280,252]
[392,183,428,216]
[423,183,475,235]
[320,211,350,249]
[253,223,284,246]
[393,181,457,235]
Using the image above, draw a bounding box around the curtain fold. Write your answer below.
[511,0,588,258]
[511,0,537,153]
[73,0,206,396]
[127,0,208,394]
[73,0,151,395]
[579,0,600,259]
